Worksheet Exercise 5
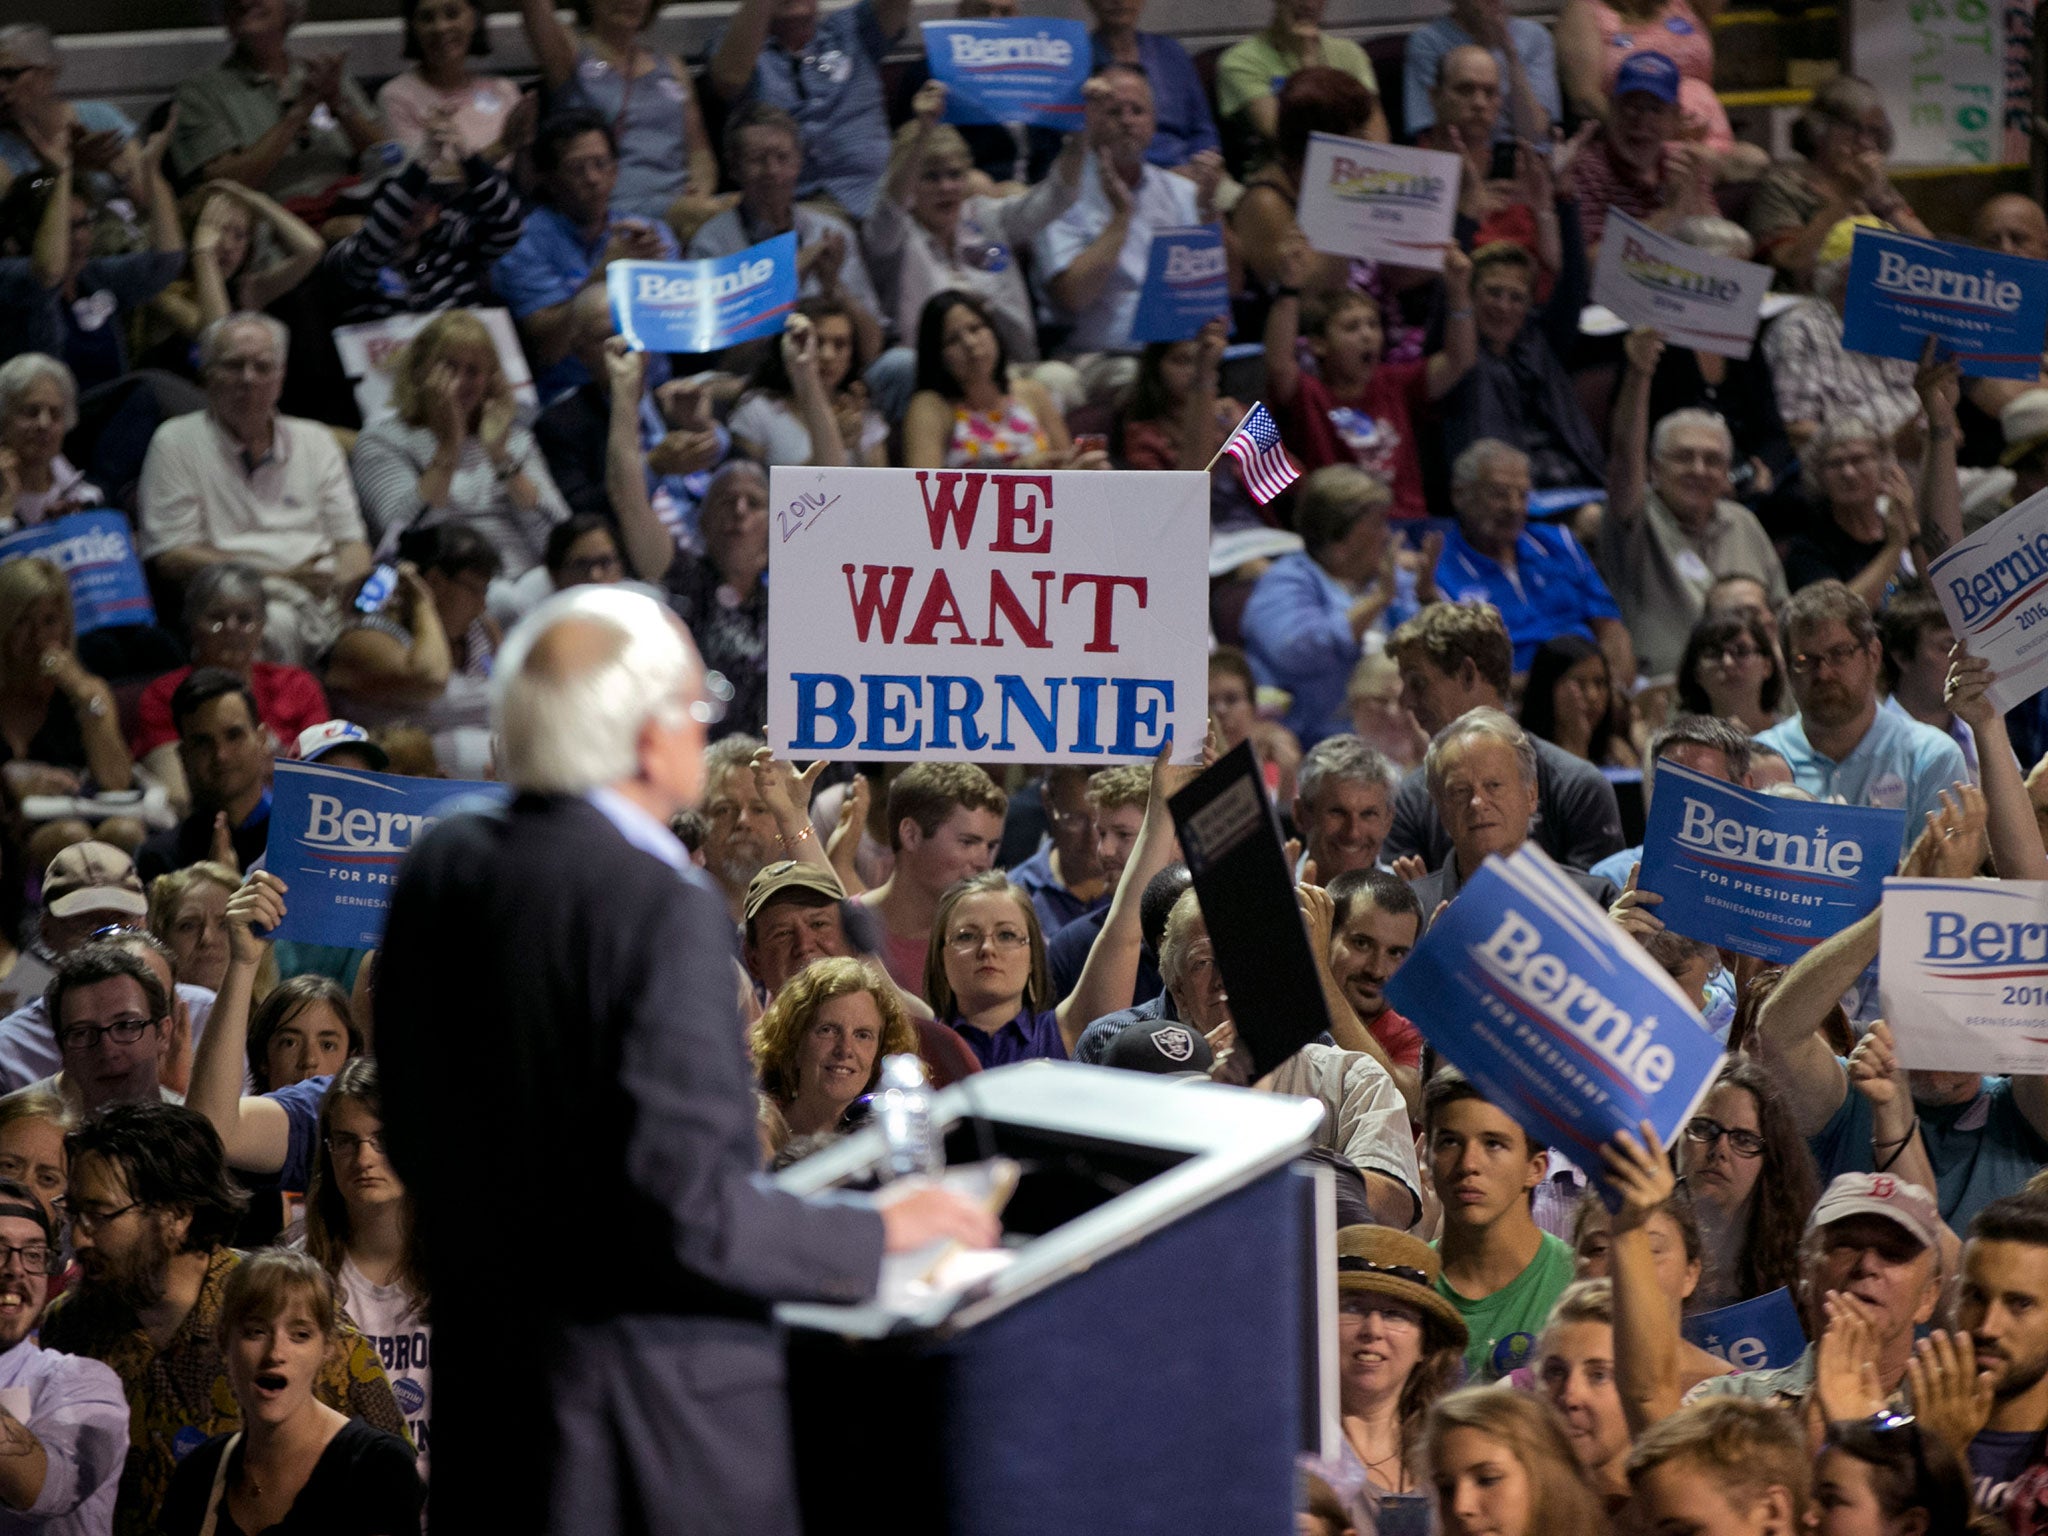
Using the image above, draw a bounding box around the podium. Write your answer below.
[773,1062,1332,1536]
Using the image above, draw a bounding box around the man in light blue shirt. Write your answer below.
[1403,0,1559,143]
[1756,581,1967,859]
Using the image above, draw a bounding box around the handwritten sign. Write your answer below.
[1638,761,1903,963]
[922,17,1090,130]
[607,234,798,355]
[331,306,536,424]
[1682,1288,1806,1373]
[1295,133,1460,272]
[1383,845,1724,1174]
[1927,481,2048,711]
[1840,226,2048,379]
[765,466,1209,763]
[1131,225,1231,343]
[1854,0,2006,167]
[1591,210,1772,359]
[1881,876,2048,1073]
[0,512,155,633]
[263,760,506,949]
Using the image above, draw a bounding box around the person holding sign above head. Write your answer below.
[902,291,1105,470]
[1216,0,1388,175]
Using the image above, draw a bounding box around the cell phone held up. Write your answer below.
[355,564,400,615]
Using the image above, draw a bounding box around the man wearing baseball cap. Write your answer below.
[294,720,388,773]
[1689,1171,1946,1412]
[1565,51,1719,253]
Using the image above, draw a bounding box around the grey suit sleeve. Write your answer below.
[619,876,887,1305]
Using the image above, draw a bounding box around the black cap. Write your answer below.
[1101,1018,1214,1077]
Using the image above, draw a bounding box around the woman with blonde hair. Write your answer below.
[1424,1387,1613,1536]
[0,557,133,844]
[751,956,917,1153]
[0,1082,74,1226]
[350,309,570,586]
[148,860,243,995]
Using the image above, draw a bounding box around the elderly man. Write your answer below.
[1757,581,1965,856]
[1293,735,1400,882]
[1383,602,1623,872]
[1436,439,1631,680]
[1973,192,2048,259]
[0,24,134,191]
[1603,334,1790,678]
[1408,707,1621,913]
[1764,219,1924,454]
[1565,53,1719,255]
[373,585,994,1533]
[134,670,275,884]
[136,312,369,662]
[697,733,776,923]
[1033,64,1225,388]
[1404,0,1557,145]
[1689,1173,1945,1412]
[0,1174,127,1536]
[41,1102,404,1536]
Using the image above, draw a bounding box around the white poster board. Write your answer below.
[1926,481,2048,712]
[1590,210,1773,359]
[331,307,538,423]
[765,466,1210,762]
[1854,0,2009,165]
[1295,133,1461,272]
[1881,877,2048,1073]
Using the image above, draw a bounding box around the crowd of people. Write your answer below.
[0,0,2042,1530]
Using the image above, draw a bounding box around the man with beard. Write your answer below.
[38,1103,403,1536]
[0,1176,127,1534]
[1324,869,1422,1092]
[698,734,776,923]
[1758,583,1964,860]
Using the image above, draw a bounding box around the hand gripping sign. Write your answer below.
[607,233,798,355]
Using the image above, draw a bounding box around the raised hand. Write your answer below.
[479,393,518,458]
[749,746,828,836]
[1815,1291,1888,1423]
[1298,880,1335,959]
[654,378,713,432]
[1185,149,1224,218]
[68,124,126,174]
[798,229,846,290]
[912,79,947,124]
[1914,334,1961,429]
[1945,643,1998,733]
[1913,782,1989,878]
[423,361,467,445]
[1551,121,1600,181]
[1609,864,1666,943]
[1907,1329,1995,1454]
[1846,1018,1907,1110]
[1392,853,1427,882]
[225,870,289,966]
[1599,1120,1675,1233]
[781,311,819,377]
[1623,325,1665,377]
[603,333,648,398]
[1273,230,1314,292]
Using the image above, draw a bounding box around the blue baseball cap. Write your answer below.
[1613,51,1681,105]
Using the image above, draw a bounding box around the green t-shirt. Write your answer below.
[1435,1231,1576,1382]
[1214,33,1380,121]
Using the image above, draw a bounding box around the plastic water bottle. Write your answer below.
[874,1054,944,1181]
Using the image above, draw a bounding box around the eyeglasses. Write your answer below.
[945,926,1030,953]
[204,610,262,635]
[59,1198,141,1234]
[324,1132,385,1159]
[1700,643,1762,664]
[1337,1293,1423,1328]
[87,924,140,939]
[561,554,623,580]
[1789,641,1868,677]
[56,1017,157,1053]
[210,356,280,378]
[0,1243,56,1276]
[1656,446,1731,471]
[1684,1116,1766,1158]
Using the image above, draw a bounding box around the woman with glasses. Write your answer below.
[1678,609,1786,735]
[131,561,330,813]
[543,514,626,593]
[1302,1225,1467,1529]
[1677,1057,1820,1311]
[1519,636,1641,769]
[750,955,918,1163]
[1814,1411,1987,1536]
[301,1059,432,1474]
[1783,417,1920,609]
[1748,78,1928,293]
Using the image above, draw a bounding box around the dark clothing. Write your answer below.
[136,800,271,883]
[1383,735,1625,874]
[1410,852,1619,921]
[1045,905,1163,1010]
[0,695,89,775]
[318,155,524,324]
[1073,990,1177,1065]
[376,793,883,1536]
[1783,516,1891,595]
[534,383,614,522]
[661,554,767,741]
[1647,345,1794,493]
[158,1418,425,1536]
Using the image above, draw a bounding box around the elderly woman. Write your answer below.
[750,955,918,1158]
[0,25,134,195]
[0,353,98,530]
[131,562,329,806]
[1240,466,1402,747]
[0,120,182,394]
[0,556,131,800]
[1763,218,1924,454]
[352,310,570,588]
[169,0,383,216]
[866,81,1084,366]
[1747,77,1929,292]
[1783,416,1921,605]
[379,0,533,167]
[1217,0,1388,172]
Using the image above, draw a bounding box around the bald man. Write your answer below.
[1974,193,2048,260]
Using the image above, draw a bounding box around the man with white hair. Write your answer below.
[136,312,370,663]
[1601,327,1790,678]
[373,585,998,1536]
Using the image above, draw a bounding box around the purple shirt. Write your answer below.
[948,1009,1068,1066]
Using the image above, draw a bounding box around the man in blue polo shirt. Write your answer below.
[1757,580,1965,859]
[1435,439,1633,684]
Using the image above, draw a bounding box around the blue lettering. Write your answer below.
[995,675,1064,752]
[1069,676,1105,753]
[791,674,855,751]
[1110,678,1173,755]
[1926,911,1967,960]
[928,676,990,751]
[859,675,923,751]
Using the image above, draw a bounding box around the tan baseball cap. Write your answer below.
[1807,1172,1944,1253]
[743,860,846,924]
[42,841,148,920]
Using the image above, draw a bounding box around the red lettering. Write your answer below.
[905,569,976,646]
[982,570,1055,648]
[991,475,1054,553]
[1061,573,1149,653]
[915,471,986,550]
[841,564,915,643]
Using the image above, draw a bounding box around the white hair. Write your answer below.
[1673,216,1754,262]
[0,352,78,432]
[1424,706,1539,803]
[491,586,702,793]
[1650,408,1735,462]
[197,311,289,373]
[1450,438,1529,494]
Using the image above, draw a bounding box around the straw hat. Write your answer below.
[1335,1225,1468,1347]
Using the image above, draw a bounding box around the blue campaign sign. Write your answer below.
[1682,1288,1807,1373]
[922,18,1090,130]
[607,234,798,355]
[1384,846,1724,1173]
[1840,227,2048,380]
[0,512,155,633]
[1637,761,1902,965]
[1131,225,1231,344]
[263,760,506,949]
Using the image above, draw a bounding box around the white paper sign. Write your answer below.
[331,307,537,424]
[1881,877,2048,1073]
[1853,0,2007,168]
[1926,481,2048,713]
[766,466,1210,762]
[1590,210,1773,360]
[1295,132,1461,272]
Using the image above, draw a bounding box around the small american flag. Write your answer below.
[1218,403,1300,504]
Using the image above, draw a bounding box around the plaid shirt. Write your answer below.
[1762,297,1922,437]
[40,1247,408,1536]
[1566,133,1666,250]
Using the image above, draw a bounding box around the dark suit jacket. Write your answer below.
[376,793,885,1534]
[1383,735,1625,875]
